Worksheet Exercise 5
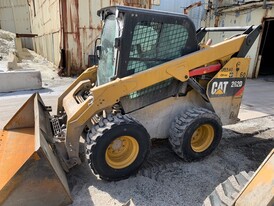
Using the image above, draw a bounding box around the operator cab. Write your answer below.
[97,6,198,84]
[97,6,199,112]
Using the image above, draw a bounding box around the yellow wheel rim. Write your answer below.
[105,136,139,169]
[191,124,214,152]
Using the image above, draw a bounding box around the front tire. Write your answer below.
[169,107,222,161]
[86,114,150,181]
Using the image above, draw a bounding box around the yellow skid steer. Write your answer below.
[0,6,262,205]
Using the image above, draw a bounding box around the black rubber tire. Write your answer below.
[86,114,150,181]
[169,107,222,161]
[203,171,254,206]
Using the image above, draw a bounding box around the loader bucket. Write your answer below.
[0,93,72,206]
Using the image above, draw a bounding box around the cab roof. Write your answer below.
[97,6,192,23]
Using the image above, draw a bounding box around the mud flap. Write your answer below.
[0,93,72,206]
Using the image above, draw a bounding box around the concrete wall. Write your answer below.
[201,0,274,78]
[152,0,205,29]
[0,71,42,92]
[29,0,61,67]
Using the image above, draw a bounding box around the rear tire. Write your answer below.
[203,171,254,206]
[169,107,222,161]
[86,114,150,181]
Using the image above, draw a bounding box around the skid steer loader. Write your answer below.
[0,6,261,205]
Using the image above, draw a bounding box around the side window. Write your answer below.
[157,24,189,59]
[97,15,118,85]
[127,21,190,99]
[127,22,189,74]
[127,23,159,73]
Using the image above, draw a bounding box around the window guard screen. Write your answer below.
[127,21,189,99]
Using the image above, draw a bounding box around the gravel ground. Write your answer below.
[67,115,274,206]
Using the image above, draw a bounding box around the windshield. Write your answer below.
[97,15,118,85]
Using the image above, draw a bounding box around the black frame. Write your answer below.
[196,25,261,57]
[98,6,199,79]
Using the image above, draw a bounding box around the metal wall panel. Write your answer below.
[29,0,150,75]
[152,0,205,29]
[0,6,16,32]
[30,0,61,67]
[52,32,60,65]
[0,0,32,48]
[61,0,150,75]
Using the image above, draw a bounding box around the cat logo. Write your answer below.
[211,81,229,95]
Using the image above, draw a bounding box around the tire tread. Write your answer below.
[169,107,222,161]
[86,114,149,181]
[202,171,254,206]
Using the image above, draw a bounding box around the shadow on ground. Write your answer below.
[0,87,53,97]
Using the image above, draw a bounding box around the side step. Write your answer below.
[0,93,72,206]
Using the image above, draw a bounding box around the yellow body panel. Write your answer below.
[60,35,246,124]
[206,58,250,125]
[58,36,248,160]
